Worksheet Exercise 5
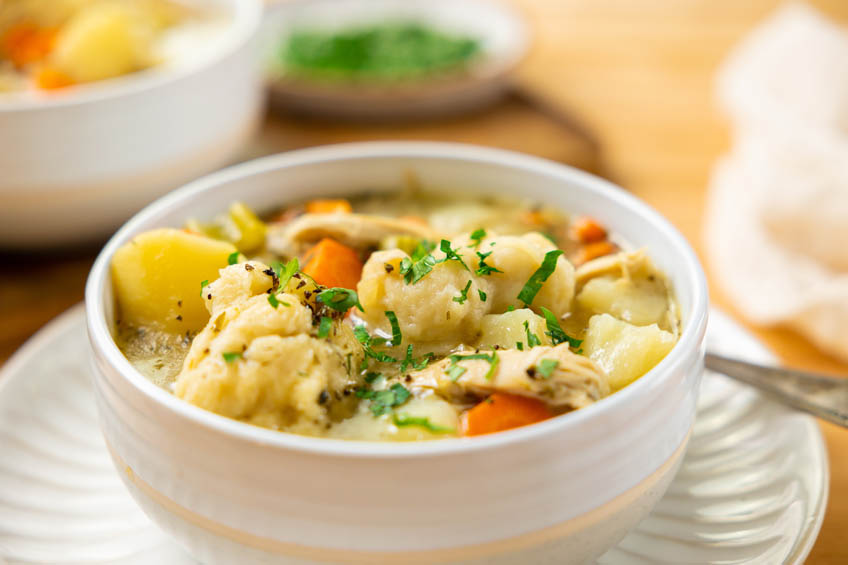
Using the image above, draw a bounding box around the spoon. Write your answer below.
[705,352,848,428]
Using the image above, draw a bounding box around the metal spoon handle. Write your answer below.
[705,352,848,428]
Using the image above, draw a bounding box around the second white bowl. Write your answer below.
[0,0,265,248]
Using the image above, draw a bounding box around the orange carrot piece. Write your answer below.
[305,199,352,215]
[462,393,554,437]
[302,238,363,290]
[572,241,617,266]
[571,216,607,244]
[521,210,546,227]
[34,66,74,90]
[1,23,57,68]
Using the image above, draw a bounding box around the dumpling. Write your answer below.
[475,232,576,317]
[357,249,492,352]
[174,262,363,434]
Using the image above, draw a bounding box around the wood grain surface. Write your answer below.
[2,0,847,561]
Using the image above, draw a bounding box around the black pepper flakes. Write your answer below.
[526,367,537,379]
[177,300,182,307]
[297,280,307,289]
[384,263,394,273]
[245,264,255,272]
[318,390,329,404]
[175,315,183,322]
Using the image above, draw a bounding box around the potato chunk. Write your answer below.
[583,314,675,390]
[111,228,237,334]
[52,3,153,82]
[576,275,669,326]
[478,309,551,350]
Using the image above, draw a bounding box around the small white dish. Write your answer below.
[0,306,826,564]
[262,0,530,119]
[0,0,265,249]
[85,142,707,564]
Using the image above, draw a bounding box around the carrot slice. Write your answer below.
[305,199,352,215]
[572,241,616,266]
[571,216,607,244]
[462,393,554,437]
[302,238,363,290]
[1,23,57,68]
[34,66,74,90]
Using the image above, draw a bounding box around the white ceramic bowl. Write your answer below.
[263,0,529,120]
[86,142,708,565]
[0,0,264,248]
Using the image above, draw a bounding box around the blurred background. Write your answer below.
[2,0,848,561]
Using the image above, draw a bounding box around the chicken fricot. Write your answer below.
[112,191,680,440]
[0,0,223,93]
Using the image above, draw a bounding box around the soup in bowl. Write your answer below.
[86,143,708,564]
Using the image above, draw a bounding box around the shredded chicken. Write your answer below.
[575,249,653,284]
[411,344,610,410]
[267,213,442,257]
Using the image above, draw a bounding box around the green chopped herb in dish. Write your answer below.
[278,23,481,83]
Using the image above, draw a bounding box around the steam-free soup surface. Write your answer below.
[114,189,679,440]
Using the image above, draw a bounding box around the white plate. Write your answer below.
[0,306,827,564]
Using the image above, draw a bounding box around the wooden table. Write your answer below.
[2,0,847,561]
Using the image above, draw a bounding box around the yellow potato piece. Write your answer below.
[583,313,675,391]
[478,308,551,350]
[111,228,237,334]
[576,275,669,327]
[52,3,153,83]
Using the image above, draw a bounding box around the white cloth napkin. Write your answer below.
[706,2,848,361]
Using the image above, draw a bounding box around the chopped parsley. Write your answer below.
[475,250,503,276]
[317,316,332,338]
[393,414,455,434]
[227,251,240,265]
[411,240,436,261]
[400,253,437,284]
[354,325,397,365]
[446,352,499,381]
[364,371,382,383]
[357,383,411,416]
[540,307,582,348]
[318,287,364,312]
[268,294,290,309]
[385,310,402,346]
[222,351,242,363]
[507,305,515,312]
[536,358,559,379]
[469,228,486,247]
[523,321,542,347]
[517,250,564,306]
[453,280,472,304]
[271,258,299,290]
[516,341,524,351]
[439,239,469,270]
[400,344,433,373]
[484,350,499,380]
[477,289,487,302]
[199,279,209,297]
[446,364,467,381]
